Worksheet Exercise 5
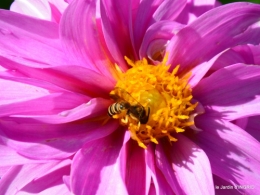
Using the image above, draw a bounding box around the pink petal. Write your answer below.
[210,46,250,71]
[0,10,74,67]
[213,174,242,195]
[0,57,114,97]
[167,2,260,73]
[11,0,68,23]
[65,0,73,3]
[0,160,70,194]
[189,43,260,87]
[0,78,49,105]
[48,0,68,23]
[133,0,186,52]
[191,0,220,9]
[189,51,226,88]
[195,115,260,194]
[0,166,11,180]
[155,135,214,195]
[250,44,260,64]
[13,98,112,124]
[1,118,119,160]
[193,64,260,120]
[152,0,186,22]
[145,146,175,195]
[148,183,156,195]
[190,45,260,87]
[122,140,147,195]
[233,117,248,130]
[60,0,116,79]
[232,45,255,64]
[0,142,52,166]
[10,0,52,21]
[20,184,71,195]
[70,130,128,195]
[100,0,134,69]
[63,175,71,191]
[245,115,260,142]
[0,69,68,92]
[0,78,89,117]
[19,164,70,194]
[139,21,185,59]
[176,0,220,24]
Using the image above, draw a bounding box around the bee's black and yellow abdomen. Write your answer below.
[108,102,130,117]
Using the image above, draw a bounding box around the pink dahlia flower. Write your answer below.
[1,0,260,195]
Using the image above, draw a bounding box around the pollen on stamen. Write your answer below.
[109,54,198,149]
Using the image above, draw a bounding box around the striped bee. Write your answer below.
[108,88,150,124]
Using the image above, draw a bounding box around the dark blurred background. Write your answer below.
[0,0,13,9]
[0,0,260,10]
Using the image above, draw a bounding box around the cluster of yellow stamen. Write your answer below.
[110,55,197,148]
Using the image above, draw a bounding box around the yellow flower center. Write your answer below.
[109,54,197,148]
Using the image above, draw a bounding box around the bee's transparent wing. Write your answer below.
[114,87,144,107]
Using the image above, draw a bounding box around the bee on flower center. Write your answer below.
[107,88,150,124]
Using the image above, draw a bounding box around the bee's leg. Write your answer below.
[121,114,129,124]
[138,121,141,129]
[112,114,120,119]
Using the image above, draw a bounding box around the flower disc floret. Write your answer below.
[110,55,197,148]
